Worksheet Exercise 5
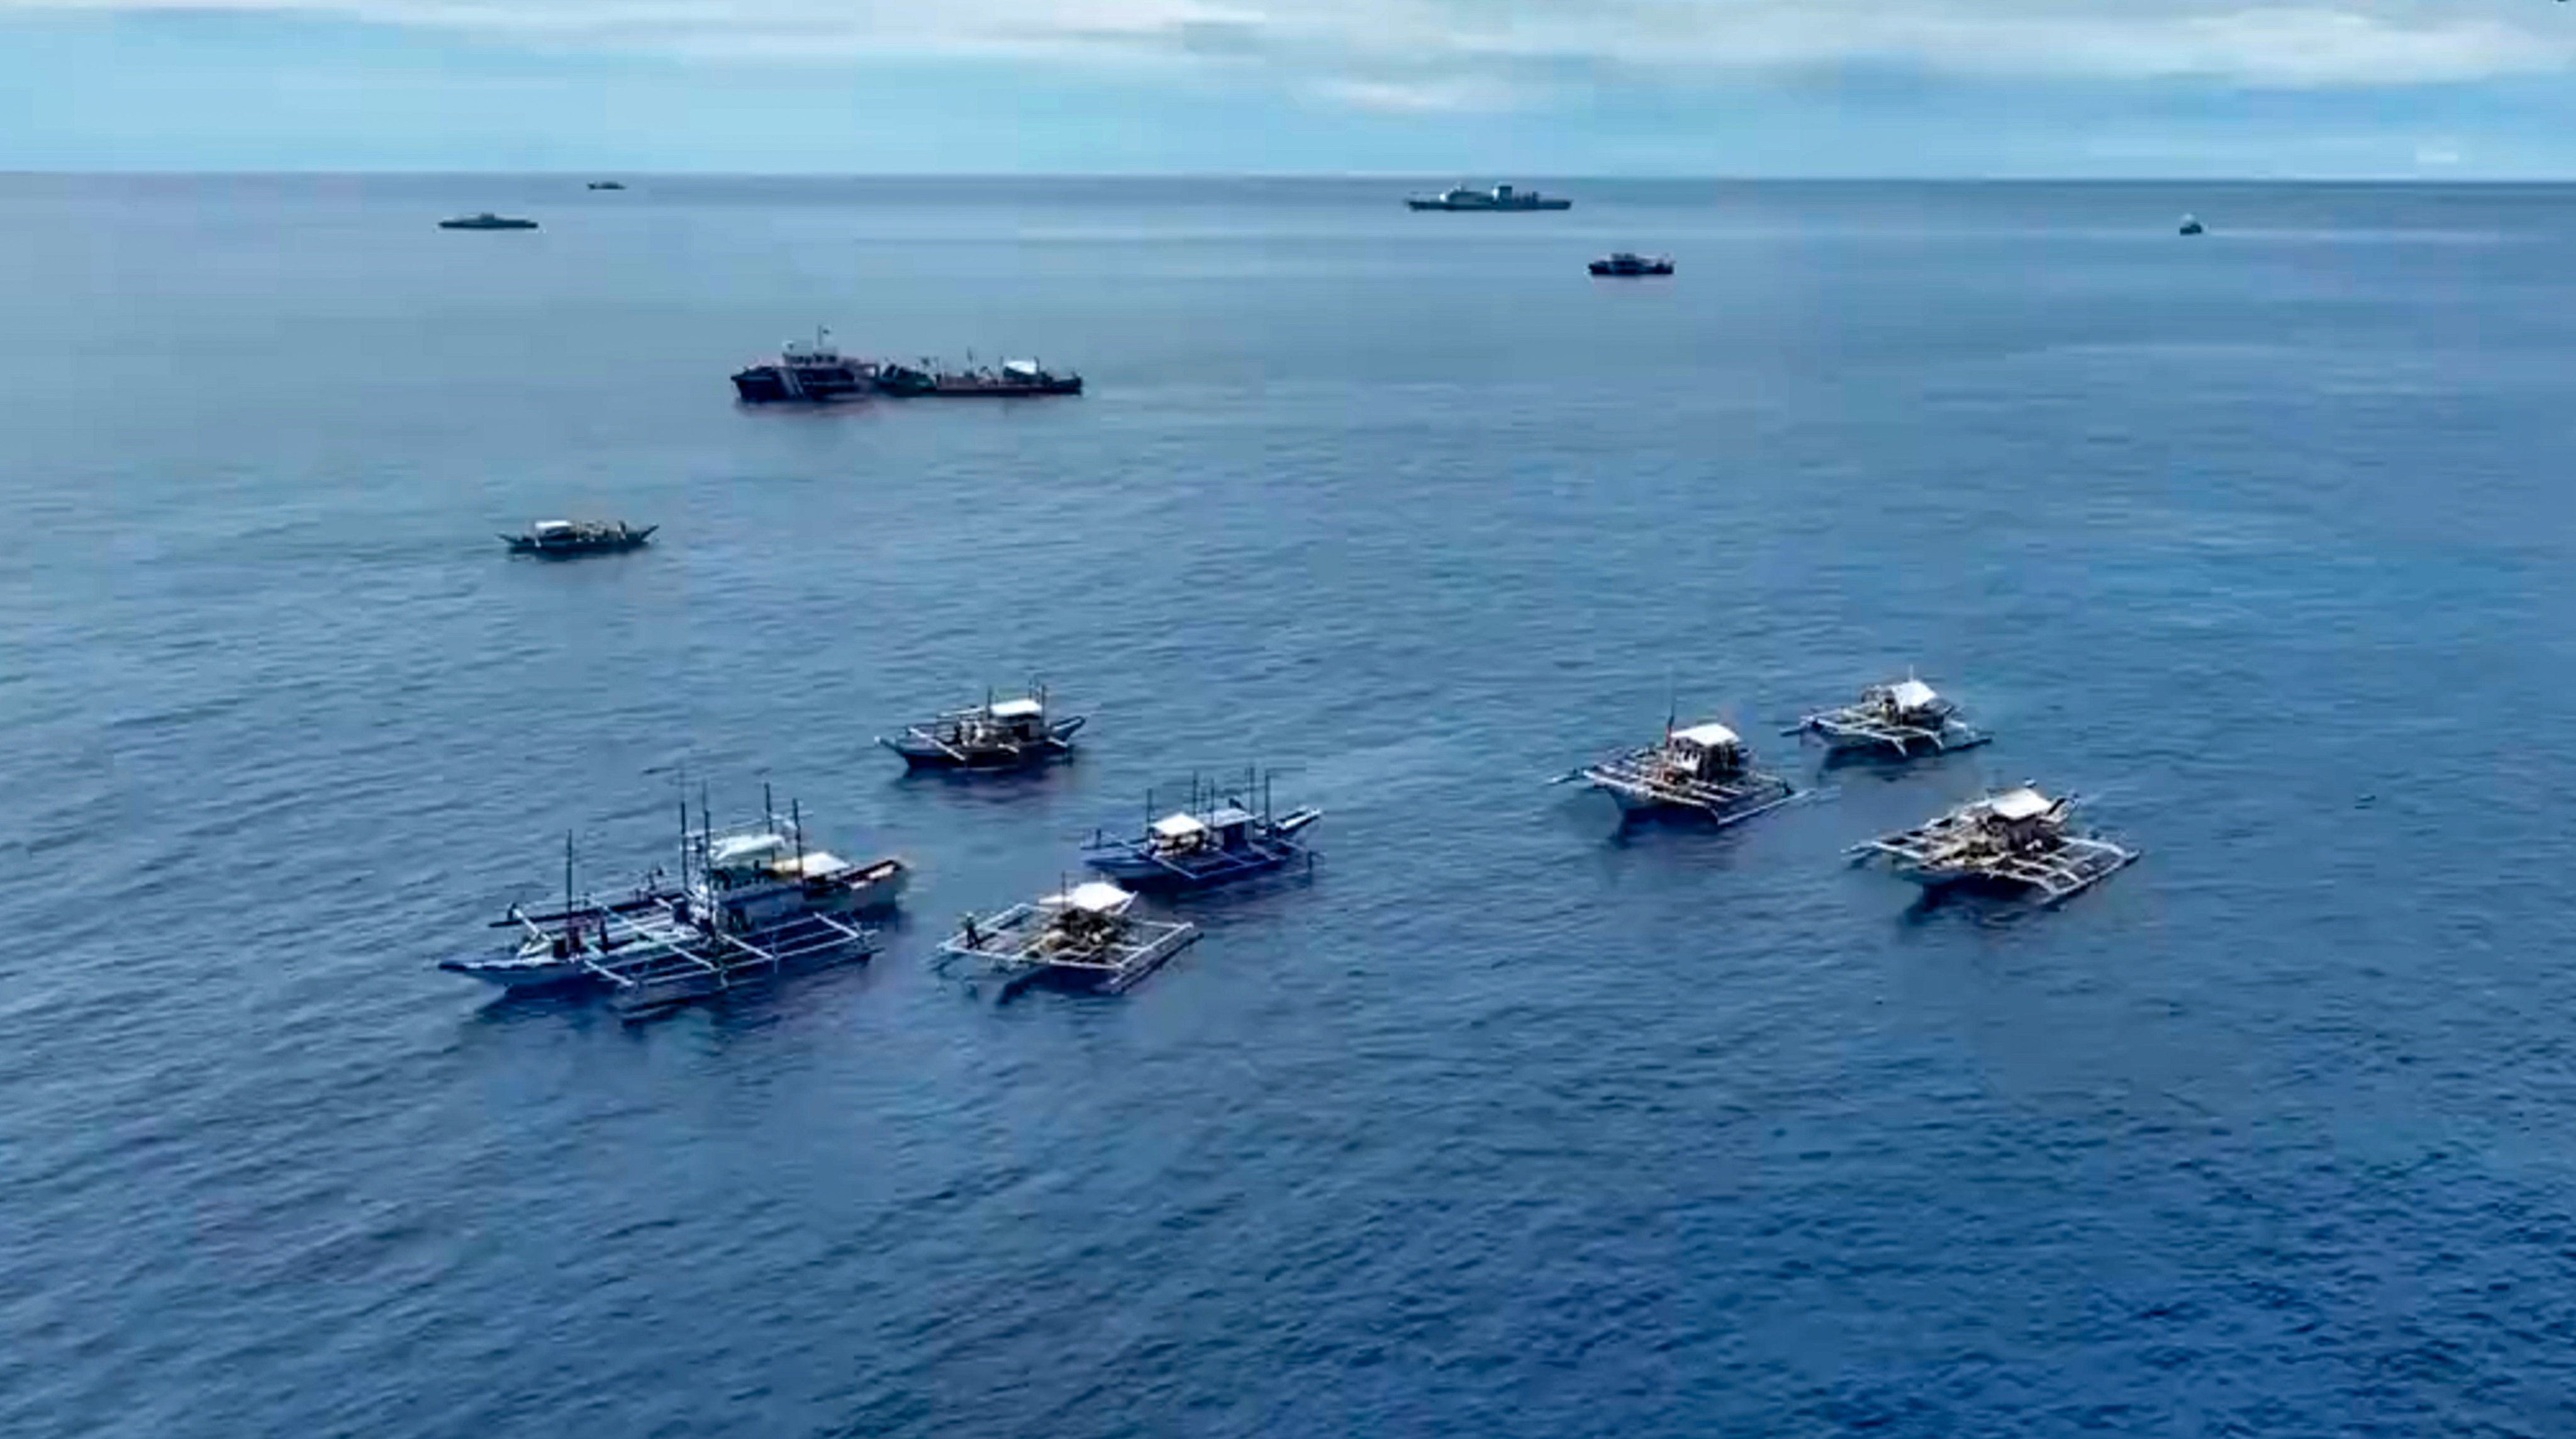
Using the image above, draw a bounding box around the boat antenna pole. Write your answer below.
[564,831,575,923]
[792,797,805,877]
[763,781,775,833]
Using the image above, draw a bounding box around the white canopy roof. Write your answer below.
[1672,721,1739,749]
[1049,881,1135,915]
[1151,813,1207,840]
[711,833,788,865]
[534,519,574,534]
[1203,806,1256,828]
[987,697,1045,720]
[1987,788,2055,821]
[1887,679,1939,709]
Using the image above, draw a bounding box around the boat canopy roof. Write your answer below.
[783,850,845,877]
[988,697,1045,719]
[1887,678,1940,709]
[534,519,574,535]
[1152,813,1207,840]
[1673,721,1739,749]
[1049,881,1135,915]
[711,833,789,866]
[1001,359,1040,377]
[1204,806,1256,828]
[1988,788,2055,822]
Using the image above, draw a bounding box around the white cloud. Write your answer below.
[13,0,2575,92]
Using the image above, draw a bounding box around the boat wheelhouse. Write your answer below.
[1788,675,1988,759]
[1572,718,1798,825]
[440,791,905,1014]
[1589,252,1674,276]
[501,519,656,557]
[1083,775,1320,891]
[937,881,1199,994]
[878,687,1086,770]
[1848,785,2137,905]
[731,326,886,403]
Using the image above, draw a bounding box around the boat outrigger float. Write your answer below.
[1787,674,1988,759]
[939,882,1199,994]
[1083,772,1320,891]
[878,687,1086,770]
[1848,785,2137,906]
[1567,715,1798,825]
[440,789,906,1016]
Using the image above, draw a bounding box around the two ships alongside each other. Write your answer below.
[732,330,1081,404]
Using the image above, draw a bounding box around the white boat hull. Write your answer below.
[438,953,594,989]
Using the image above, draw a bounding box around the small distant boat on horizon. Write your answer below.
[2179,214,2205,236]
[587,181,627,191]
[501,519,655,557]
[440,212,539,230]
[1407,183,1572,212]
[1589,252,1674,277]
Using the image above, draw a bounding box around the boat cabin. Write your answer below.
[533,519,575,541]
[1147,806,1256,856]
[1043,881,1138,946]
[1662,721,1748,781]
[1878,678,1944,721]
[705,831,847,890]
[1981,787,2062,845]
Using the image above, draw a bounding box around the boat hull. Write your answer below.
[438,954,594,989]
[503,530,655,558]
[1408,200,1573,211]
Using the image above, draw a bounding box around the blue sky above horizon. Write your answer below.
[6,3,2576,175]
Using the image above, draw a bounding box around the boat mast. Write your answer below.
[792,797,805,877]
[563,831,575,921]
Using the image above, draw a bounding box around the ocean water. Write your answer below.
[8,176,2576,1436]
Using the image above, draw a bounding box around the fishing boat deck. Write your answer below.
[529,903,877,1017]
[1792,676,1987,758]
[1852,794,2138,905]
[1580,750,1798,824]
[939,889,1199,994]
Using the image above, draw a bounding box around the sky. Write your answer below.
[4,1,2576,175]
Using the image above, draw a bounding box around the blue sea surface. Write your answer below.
[7,176,2576,1436]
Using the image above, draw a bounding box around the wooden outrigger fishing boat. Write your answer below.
[937,882,1199,994]
[1788,675,1988,760]
[500,519,655,557]
[441,789,905,1017]
[878,687,1086,771]
[1848,784,2137,906]
[1568,716,1798,826]
[1083,772,1320,891]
